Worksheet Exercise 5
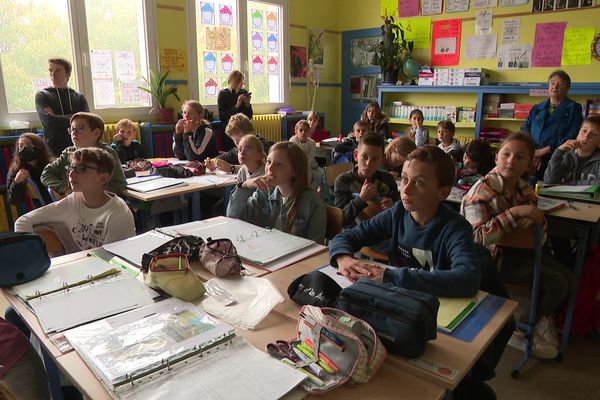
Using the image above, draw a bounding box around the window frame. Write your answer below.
[187,0,289,116]
[0,0,159,128]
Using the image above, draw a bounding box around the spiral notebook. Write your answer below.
[65,298,305,399]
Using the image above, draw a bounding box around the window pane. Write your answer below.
[194,0,240,106]
[0,0,75,113]
[85,0,150,109]
[247,1,282,104]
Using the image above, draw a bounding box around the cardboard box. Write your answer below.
[498,108,515,118]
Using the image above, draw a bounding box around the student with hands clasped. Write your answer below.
[544,115,600,185]
[404,109,429,147]
[227,141,326,244]
[173,100,218,161]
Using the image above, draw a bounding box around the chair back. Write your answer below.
[326,206,343,241]
[496,225,538,250]
[24,177,47,208]
[35,229,66,258]
[325,162,353,188]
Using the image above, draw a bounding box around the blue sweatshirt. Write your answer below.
[329,201,481,297]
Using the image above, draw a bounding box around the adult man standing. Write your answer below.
[35,57,89,156]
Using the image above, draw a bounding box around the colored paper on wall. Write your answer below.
[561,27,595,65]
[431,19,462,66]
[160,48,186,72]
[400,0,420,17]
[464,34,497,59]
[399,17,432,48]
[532,22,567,67]
[381,0,399,16]
[290,46,307,78]
[422,0,443,15]
[446,0,470,13]
[206,26,231,51]
[502,18,520,44]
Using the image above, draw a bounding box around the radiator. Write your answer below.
[102,122,141,144]
[252,114,282,142]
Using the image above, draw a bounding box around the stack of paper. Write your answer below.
[127,177,188,193]
[437,292,488,333]
[102,230,175,267]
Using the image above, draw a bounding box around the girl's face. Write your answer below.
[230,78,244,92]
[308,115,318,129]
[295,125,308,142]
[410,113,424,129]
[495,140,531,181]
[366,106,378,121]
[17,137,33,151]
[463,152,477,169]
[182,105,202,121]
[265,149,295,187]
[437,127,453,144]
[238,137,263,166]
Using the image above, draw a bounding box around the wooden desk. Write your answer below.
[266,254,518,390]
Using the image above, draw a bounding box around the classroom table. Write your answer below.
[266,253,518,391]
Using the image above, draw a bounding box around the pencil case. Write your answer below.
[144,253,205,301]
[289,305,386,393]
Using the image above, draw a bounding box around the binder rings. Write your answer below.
[65,298,305,399]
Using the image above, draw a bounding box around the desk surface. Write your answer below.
[546,200,600,223]
[267,253,518,390]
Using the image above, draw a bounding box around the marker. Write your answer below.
[280,358,324,386]
[304,339,340,372]
[296,343,335,374]
[292,347,324,377]
[178,256,182,270]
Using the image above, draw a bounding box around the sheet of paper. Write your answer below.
[126,177,187,193]
[446,0,470,12]
[398,17,432,49]
[502,18,520,44]
[532,22,567,67]
[381,0,399,16]
[422,0,443,15]
[500,0,528,5]
[472,0,497,7]
[90,50,113,79]
[115,51,136,82]
[537,196,567,212]
[179,174,235,185]
[431,19,462,66]
[561,27,596,65]
[92,79,116,107]
[475,9,493,35]
[103,230,174,267]
[464,34,497,59]
[496,44,532,69]
[400,0,420,17]
[543,185,594,193]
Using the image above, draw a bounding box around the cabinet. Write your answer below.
[378,83,600,141]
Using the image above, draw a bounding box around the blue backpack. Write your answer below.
[0,233,51,287]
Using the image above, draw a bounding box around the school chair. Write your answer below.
[324,162,353,190]
[35,228,66,258]
[496,224,542,379]
[24,177,49,208]
[326,206,343,244]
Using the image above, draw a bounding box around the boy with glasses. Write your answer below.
[15,147,135,253]
[41,112,127,195]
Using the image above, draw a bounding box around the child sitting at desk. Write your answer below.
[544,115,600,185]
[456,139,495,189]
[290,119,323,190]
[226,141,326,244]
[334,133,399,228]
[384,137,416,178]
[111,118,142,163]
[307,111,328,143]
[16,147,135,253]
[41,112,127,196]
[404,109,429,147]
[173,100,218,161]
[332,120,371,164]
[360,102,391,140]
[234,135,266,185]
[461,132,573,359]
[437,120,462,161]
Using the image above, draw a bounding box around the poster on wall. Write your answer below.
[472,0,498,7]
[290,46,307,78]
[90,50,113,80]
[308,28,325,66]
[532,0,594,12]
[500,0,528,5]
[497,44,532,69]
[422,0,443,15]
[400,0,421,17]
[502,18,520,44]
[561,27,595,65]
[399,17,432,48]
[381,0,399,16]
[532,22,567,67]
[446,0,470,13]
[464,34,498,59]
[206,27,231,51]
[475,9,493,35]
[32,78,52,97]
[160,48,186,72]
[115,51,135,82]
[431,19,462,65]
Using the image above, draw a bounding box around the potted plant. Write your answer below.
[371,14,414,84]
[138,69,181,123]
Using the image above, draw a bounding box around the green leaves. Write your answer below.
[138,69,181,111]
[372,15,413,73]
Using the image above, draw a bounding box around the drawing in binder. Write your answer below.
[65,298,306,399]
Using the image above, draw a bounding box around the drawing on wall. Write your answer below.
[268,57,278,74]
[251,9,263,29]
[267,12,278,31]
[267,34,278,51]
[115,51,135,82]
[351,36,379,67]
[201,3,215,24]
[206,27,231,51]
[252,55,264,74]
[446,0,470,13]
[221,53,234,74]
[532,0,595,12]
[252,32,263,51]
[219,4,233,26]
[290,45,307,78]
[160,48,186,72]
[308,28,325,66]
[204,77,218,97]
[497,44,532,69]
[204,52,217,73]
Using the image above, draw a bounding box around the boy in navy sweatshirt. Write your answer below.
[330,145,480,298]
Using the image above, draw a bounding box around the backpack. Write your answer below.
[0,233,51,287]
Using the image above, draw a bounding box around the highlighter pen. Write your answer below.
[304,339,340,372]
[296,343,335,374]
[280,358,324,386]
[292,347,324,377]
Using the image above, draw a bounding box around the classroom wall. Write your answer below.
[337,1,600,83]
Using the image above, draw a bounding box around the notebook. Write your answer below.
[540,185,600,201]
[537,196,567,213]
[127,177,188,193]
[65,298,305,399]
[437,291,488,333]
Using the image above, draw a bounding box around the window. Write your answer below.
[0,0,156,126]
[190,0,287,109]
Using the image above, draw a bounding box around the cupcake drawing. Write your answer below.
[252,32,263,51]
[251,9,262,29]
[204,52,217,73]
[252,56,263,74]
[267,34,277,51]
[205,78,218,97]
[268,57,278,74]
[219,4,232,26]
[201,3,214,25]
[221,53,233,74]
[267,12,277,31]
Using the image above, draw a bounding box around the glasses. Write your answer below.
[68,125,89,135]
[66,164,98,174]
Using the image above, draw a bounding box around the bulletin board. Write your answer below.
[380,1,600,83]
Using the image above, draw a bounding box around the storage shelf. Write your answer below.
[389,118,476,128]
[483,117,525,122]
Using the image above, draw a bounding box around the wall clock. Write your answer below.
[592,33,600,62]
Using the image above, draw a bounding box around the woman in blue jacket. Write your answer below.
[521,70,583,178]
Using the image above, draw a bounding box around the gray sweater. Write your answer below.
[544,148,600,185]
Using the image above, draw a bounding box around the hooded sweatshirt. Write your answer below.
[544,147,600,185]
[35,86,89,156]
